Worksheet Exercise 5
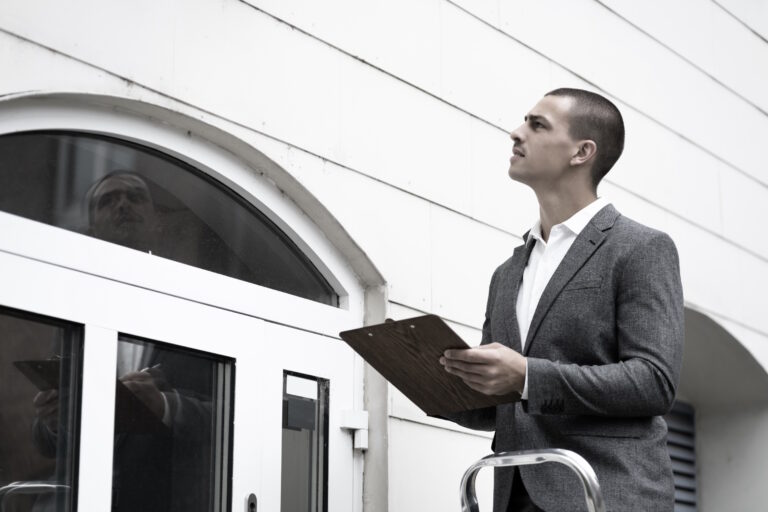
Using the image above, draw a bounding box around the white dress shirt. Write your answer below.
[517,197,610,399]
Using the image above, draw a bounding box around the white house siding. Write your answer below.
[1,0,767,510]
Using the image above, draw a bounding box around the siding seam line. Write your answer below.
[390,299,768,342]
[388,300,484,332]
[710,0,768,44]
[592,0,768,118]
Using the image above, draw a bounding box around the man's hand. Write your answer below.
[120,371,165,419]
[439,343,526,396]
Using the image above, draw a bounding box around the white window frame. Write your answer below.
[0,94,365,338]
[0,246,361,511]
[0,93,369,512]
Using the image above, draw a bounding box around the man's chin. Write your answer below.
[507,166,527,183]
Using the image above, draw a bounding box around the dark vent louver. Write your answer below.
[665,401,697,511]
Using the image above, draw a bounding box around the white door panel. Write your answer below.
[0,247,358,512]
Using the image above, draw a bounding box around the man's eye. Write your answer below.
[98,196,115,208]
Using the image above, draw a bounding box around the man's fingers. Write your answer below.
[449,371,507,397]
[37,402,59,418]
[441,358,487,376]
[443,343,508,363]
[455,375,497,396]
[443,364,474,380]
[33,389,58,406]
[462,380,492,395]
[443,363,493,384]
[443,348,489,363]
[120,371,153,383]
[123,379,153,393]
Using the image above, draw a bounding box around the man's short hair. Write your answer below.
[545,88,625,188]
[85,170,153,225]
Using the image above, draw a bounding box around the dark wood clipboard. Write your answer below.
[339,314,520,416]
[13,359,61,391]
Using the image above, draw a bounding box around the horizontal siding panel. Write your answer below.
[458,0,768,187]
[3,28,766,339]
[605,183,768,339]
[2,0,767,264]
[244,0,744,252]
[600,0,768,113]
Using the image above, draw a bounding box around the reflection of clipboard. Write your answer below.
[13,360,61,391]
[340,315,520,416]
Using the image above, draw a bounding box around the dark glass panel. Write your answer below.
[0,131,338,306]
[281,372,328,512]
[112,335,234,512]
[0,307,82,512]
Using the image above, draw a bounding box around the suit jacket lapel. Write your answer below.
[523,205,620,356]
[498,234,535,352]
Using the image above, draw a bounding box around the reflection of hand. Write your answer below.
[33,389,60,433]
[120,371,165,419]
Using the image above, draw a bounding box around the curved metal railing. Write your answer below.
[0,481,70,512]
[460,449,606,512]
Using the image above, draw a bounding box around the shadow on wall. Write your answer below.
[678,308,768,512]
[679,308,768,411]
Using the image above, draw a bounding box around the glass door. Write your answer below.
[0,241,359,512]
[110,333,234,512]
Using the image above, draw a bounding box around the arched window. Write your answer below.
[0,131,338,306]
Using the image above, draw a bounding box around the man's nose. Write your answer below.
[115,192,130,210]
[509,126,524,144]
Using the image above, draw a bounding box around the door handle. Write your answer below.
[246,493,257,512]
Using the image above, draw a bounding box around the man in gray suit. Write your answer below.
[440,88,684,511]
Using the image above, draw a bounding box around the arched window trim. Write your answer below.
[0,93,371,335]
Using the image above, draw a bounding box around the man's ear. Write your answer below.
[570,140,597,166]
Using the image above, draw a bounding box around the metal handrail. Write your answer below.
[0,481,70,512]
[460,449,606,512]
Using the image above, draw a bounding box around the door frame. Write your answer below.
[0,92,384,511]
[0,244,363,510]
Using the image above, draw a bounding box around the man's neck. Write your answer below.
[535,187,597,242]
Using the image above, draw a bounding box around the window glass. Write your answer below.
[0,307,82,512]
[0,131,338,306]
[112,335,234,512]
[281,372,328,512]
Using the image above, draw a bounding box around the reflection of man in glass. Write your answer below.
[86,172,168,421]
[34,171,215,512]
[86,170,159,253]
[34,172,164,439]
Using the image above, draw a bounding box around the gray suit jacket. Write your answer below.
[452,204,684,512]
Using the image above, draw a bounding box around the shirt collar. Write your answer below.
[527,196,610,242]
[561,196,610,235]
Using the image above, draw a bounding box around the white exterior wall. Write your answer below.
[1,1,766,510]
